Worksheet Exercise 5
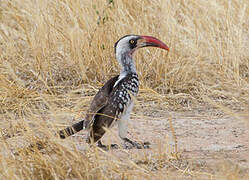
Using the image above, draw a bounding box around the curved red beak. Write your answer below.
[140,35,169,51]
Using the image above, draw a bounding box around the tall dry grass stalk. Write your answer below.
[0,0,248,179]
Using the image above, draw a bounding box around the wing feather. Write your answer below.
[83,75,119,129]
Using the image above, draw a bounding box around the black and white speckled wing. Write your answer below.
[109,73,139,117]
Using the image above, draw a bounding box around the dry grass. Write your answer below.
[0,0,249,179]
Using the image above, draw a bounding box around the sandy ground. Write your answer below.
[3,104,248,178]
[70,106,249,178]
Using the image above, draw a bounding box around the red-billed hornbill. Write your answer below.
[59,35,169,149]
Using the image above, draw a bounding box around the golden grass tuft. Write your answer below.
[0,0,249,179]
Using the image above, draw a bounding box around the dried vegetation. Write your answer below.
[0,0,248,179]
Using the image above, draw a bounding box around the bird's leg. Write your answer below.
[118,108,150,149]
[118,118,150,149]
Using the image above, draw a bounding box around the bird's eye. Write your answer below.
[129,39,135,44]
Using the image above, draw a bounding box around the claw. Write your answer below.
[97,141,119,150]
[122,138,150,149]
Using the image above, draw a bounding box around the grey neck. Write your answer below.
[113,52,137,88]
[118,53,136,75]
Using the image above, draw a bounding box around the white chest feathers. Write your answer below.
[118,102,134,139]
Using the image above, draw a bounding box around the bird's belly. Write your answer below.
[110,100,134,129]
[120,101,134,121]
[116,101,134,138]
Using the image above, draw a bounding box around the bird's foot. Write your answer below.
[97,141,119,150]
[122,138,150,149]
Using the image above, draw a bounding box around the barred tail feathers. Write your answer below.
[59,120,84,139]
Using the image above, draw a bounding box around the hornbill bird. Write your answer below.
[59,35,169,149]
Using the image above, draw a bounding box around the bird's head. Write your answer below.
[114,35,169,58]
[114,35,169,73]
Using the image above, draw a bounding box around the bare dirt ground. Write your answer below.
[68,105,249,179]
[2,100,249,179]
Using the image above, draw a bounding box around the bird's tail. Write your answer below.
[59,120,84,139]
